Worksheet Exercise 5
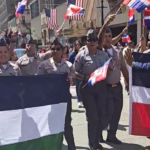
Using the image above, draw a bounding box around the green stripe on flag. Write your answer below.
[0,133,63,150]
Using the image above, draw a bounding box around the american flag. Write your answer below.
[68,0,83,21]
[45,8,58,30]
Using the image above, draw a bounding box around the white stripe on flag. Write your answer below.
[0,103,67,146]
[131,86,150,104]
[144,16,150,20]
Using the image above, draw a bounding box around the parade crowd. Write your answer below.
[0,13,150,150]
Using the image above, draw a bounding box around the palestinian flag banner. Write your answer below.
[0,74,70,150]
[129,52,150,136]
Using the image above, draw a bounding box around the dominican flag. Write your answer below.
[0,74,70,150]
[88,58,111,86]
[122,0,150,13]
[144,8,150,27]
[128,8,135,24]
[65,4,84,21]
[15,0,28,17]
[129,52,150,136]
[122,34,131,43]
[18,31,22,37]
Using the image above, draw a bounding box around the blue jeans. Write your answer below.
[76,79,82,102]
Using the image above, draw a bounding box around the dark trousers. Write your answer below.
[76,79,82,102]
[64,99,76,150]
[106,82,123,137]
[79,81,107,148]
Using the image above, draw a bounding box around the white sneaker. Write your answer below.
[78,102,82,108]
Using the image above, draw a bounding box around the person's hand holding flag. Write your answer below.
[105,14,116,25]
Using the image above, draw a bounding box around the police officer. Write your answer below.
[37,39,76,150]
[74,29,109,150]
[0,39,22,76]
[102,28,129,144]
[16,38,52,75]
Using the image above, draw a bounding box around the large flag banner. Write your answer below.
[129,52,150,136]
[0,74,70,150]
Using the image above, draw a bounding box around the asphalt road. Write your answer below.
[62,78,150,150]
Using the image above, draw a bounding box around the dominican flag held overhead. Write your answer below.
[122,34,131,43]
[129,52,150,136]
[68,0,84,21]
[122,0,150,13]
[0,74,70,150]
[15,0,28,17]
[144,8,150,27]
[88,58,111,86]
[128,8,135,24]
[65,4,84,21]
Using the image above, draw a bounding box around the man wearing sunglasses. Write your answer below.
[37,39,76,150]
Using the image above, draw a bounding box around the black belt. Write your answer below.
[107,82,120,88]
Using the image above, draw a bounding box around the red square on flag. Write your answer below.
[131,103,150,136]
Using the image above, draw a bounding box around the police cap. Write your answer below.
[27,37,36,45]
[86,29,98,39]
[0,39,7,47]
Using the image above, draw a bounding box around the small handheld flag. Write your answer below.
[128,8,135,24]
[15,0,28,17]
[144,9,150,27]
[88,58,111,86]
[122,34,131,43]
[65,4,84,21]
[122,0,150,13]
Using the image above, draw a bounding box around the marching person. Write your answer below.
[0,39,22,76]
[16,38,52,75]
[74,29,109,150]
[10,50,18,63]
[102,27,129,144]
[69,40,83,107]
[37,39,76,150]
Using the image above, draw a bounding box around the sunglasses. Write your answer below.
[87,38,98,42]
[51,47,61,51]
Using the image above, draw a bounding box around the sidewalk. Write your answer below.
[62,78,150,150]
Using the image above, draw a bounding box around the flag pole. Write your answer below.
[115,5,121,15]
[127,12,129,27]
[60,19,66,29]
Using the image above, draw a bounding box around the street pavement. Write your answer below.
[62,77,150,150]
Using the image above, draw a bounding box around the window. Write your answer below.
[30,0,39,19]
[54,0,66,7]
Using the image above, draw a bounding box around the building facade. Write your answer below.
[0,0,18,30]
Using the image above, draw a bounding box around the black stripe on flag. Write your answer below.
[132,53,150,88]
[132,71,150,88]
[133,52,150,63]
[0,74,70,111]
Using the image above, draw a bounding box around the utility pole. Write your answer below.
[97,0,107,26]
[101,0,104,25]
